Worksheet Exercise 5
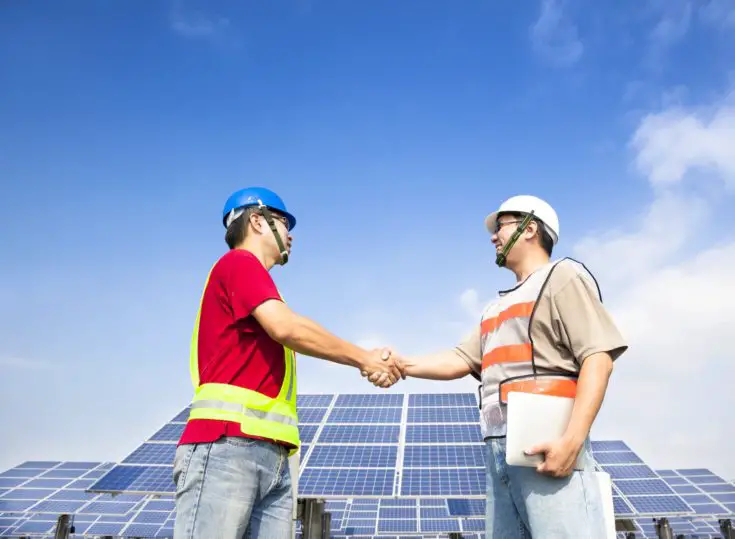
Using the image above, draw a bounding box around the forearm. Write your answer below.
[402,350,472,380]
[563,352,614,445]
[279,314,368,369]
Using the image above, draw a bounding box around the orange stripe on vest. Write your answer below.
[481,343,532,370]
[481,301,535,335]
[500,378,577,403]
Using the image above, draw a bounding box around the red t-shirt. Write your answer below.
[178,248,290,447]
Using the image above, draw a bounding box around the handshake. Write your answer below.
[359,347,407,388]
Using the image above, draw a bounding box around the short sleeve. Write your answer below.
[221,251,282,321]
[455,324,482,376]
[552,274,628,365]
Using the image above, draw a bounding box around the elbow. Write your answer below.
[269,322,295,345]
[263,314,298,345]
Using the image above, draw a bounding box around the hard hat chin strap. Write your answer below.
[257,200,289,265]
[495,210,535,267]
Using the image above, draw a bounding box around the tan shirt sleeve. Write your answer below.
[552,272,628,365]
[455,323,482,377]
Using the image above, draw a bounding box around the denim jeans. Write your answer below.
[485,437,607,538]
[173,436,293,539]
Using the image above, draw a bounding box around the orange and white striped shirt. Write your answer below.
[470,258,627,439]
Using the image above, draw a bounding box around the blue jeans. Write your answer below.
[485,437,606,538]
[173,436,293,539]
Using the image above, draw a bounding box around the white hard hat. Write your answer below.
[485,195,560,245]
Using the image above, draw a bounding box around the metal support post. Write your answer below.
[53,514,72,539]
[654,517,674,539]
[300,498,330,539]
[289,449,300,539]
[720,518,734,539]
[321,509,331,538]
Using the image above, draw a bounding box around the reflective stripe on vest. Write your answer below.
[187,261,300,452]
[479,258,598,438]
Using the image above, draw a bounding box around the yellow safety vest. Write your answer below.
[185,264,300,454]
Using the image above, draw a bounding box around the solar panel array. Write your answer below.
[1,393,732,538]
[0,461,174,537]
[87,393,713,522]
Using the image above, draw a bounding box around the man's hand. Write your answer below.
[524,434,584,478]
[358,348,405,388]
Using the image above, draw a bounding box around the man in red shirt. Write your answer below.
[173,187,403,539]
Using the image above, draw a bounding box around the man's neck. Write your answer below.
[236,242,275,271]
[509,251,551,283]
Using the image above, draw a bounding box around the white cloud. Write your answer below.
[529,0,583,67]
[630,89,735,186]
[577,83,735,479]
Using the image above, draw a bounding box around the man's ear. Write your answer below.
[248,212,264,234]
[523,219,537,240]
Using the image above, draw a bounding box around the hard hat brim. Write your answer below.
[222,205,297,231]
[484,211,499,234]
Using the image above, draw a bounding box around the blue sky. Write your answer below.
[1,1,734,479]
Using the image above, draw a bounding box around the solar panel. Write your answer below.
[298,469,394,496]
[590,442,699,518]
[89,465,174,495]
[403,445,484,468]
[296,394,334,407]
[401,468,485,496]
[86,408,188,496]
[334,393,404,407]
[406,406,478,423]
[307,445,398,468]
[408,392,478,407]
[0,461,169,538]
[326,407,403,423]
[655,468,735,517]
[318,424,400,443]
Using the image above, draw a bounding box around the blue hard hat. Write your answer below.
[222,187,296,230]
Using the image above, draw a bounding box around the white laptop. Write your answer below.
[504,391,586,470]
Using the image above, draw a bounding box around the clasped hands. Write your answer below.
[359,347,406,388]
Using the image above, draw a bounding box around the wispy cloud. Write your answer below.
[648,0,693,50]
[529,0,583,67]
[699,0,735,29]
[168,1,234,45]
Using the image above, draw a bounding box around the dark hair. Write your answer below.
[499,212,554,256]
[224,207,259,249]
